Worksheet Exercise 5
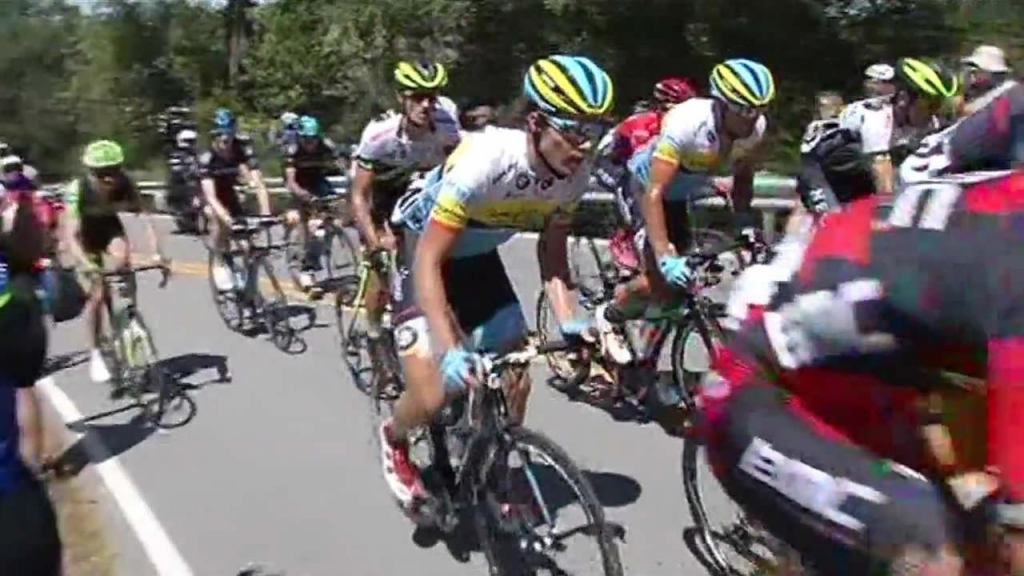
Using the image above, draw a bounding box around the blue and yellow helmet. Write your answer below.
[523,55,614,119]
[709,58,776,108]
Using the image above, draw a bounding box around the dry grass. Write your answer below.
[43,416,118,576]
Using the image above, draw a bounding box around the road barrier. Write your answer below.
[58,173,801,241]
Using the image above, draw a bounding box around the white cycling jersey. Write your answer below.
[391,127,590,259]
[354,108,461,186]
[626,98,766,203]
[839,96,942,157]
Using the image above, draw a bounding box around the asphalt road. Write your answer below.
[43,214,743,576]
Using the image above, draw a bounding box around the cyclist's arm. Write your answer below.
[643,154,679,259]
[855,107,895,196]
[537,211,578,326]
[125,180,162,258]
[239,164,270,215]
[349,163,380,249]
[415,218,463,352]
[283,166,310,199]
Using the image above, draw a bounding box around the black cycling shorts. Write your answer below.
[642,200,691,252]
[370,179,408,230]
[393,231,526,356]
[215,189,245,219]
[80,215,126,255]
[706,382,955,574]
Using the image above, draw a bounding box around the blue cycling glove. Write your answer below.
[440,347,482,394]
[558,316,597,342]
[658,255,692,288]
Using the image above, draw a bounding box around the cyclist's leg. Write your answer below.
[701,365,962,576]
[458,252,529,423]
[82,219,126,382]
[211,190,244,290]
[363,186,399,337]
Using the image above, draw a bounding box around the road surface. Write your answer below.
[44,214,743,576]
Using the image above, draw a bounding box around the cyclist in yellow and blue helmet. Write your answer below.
[523,54,614,176]
[709,58,776,140]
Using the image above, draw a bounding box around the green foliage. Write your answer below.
[0,0,1018,179]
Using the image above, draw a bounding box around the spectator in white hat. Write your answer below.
[962,44,1016,114]
[864,62,896,97]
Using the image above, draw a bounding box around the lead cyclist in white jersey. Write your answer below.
[592,59,773,366]
[379,55,614,511]
[836,57,959,196]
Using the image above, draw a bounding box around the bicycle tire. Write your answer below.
[255,257,297,352]
[682,437,733,575]
[128,314,196,428]
[671,307,726,411]
[207,250,244,332]
[473,426,623,576]
[534,289,591,391]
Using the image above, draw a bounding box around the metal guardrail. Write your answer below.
[131,174,801,211]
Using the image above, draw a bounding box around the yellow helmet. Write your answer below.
[393,60,448,91]
[895,57,960,99]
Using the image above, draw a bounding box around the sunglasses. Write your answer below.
[91,167,120,179]
[724,101,764,119]
[544,115,607,146]
[402,91,439,103]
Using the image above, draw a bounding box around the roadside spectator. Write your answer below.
[815,91,844,120]
[864,62,896,97]
[0,194,61,575]
[461,100,497,132]
[962,44,1016,115]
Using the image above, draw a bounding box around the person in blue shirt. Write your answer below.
[0,192,61,574]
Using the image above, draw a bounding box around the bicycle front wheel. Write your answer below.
[473,426,623,576]
[671,306,726,411]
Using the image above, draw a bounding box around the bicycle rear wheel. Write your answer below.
[255,258,300,353]
[128,315,196,428]
[474,426,623,576]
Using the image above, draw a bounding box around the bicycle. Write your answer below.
[94,262,195,428]
[335,249,399,397]
[208,215,300,353]
[374,336,624,575]
[535,237,745,419]
[282,193,361,296]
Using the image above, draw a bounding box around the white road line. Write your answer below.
[37,376,194,576]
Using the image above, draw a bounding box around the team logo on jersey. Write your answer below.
[515,173,531,190]
[395,325,418,352]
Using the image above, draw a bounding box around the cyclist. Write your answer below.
[349,60,460,351]
[705,89,1024,575]
[276,111,300,154]
[594,77,698,273]
[596,59,774,366]
[863,62,896,97]
[282,115,344,289]
[794,121,877,217]
[839,57,959,196]
[380,55,613,511]
[166,128,201,225]
[199,108,271,292]
[61,141,165,384]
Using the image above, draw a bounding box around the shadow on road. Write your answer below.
[48,411,157,478]
[156,352,231,390]
[548,370,690,437]
[42,350,89,378]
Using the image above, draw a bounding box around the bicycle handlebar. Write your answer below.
[230,215,281,235]
[101,263,172,288]
[480,338,581,382]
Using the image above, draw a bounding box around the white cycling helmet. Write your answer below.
[1,155,22,170]
[864,63,895,82]
[280,111,299,126]
[175,129,198,148]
